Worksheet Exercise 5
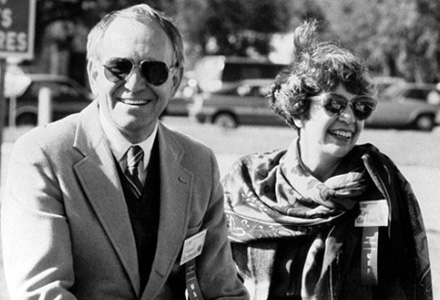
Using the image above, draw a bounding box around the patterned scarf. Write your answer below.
[224,139,369,243]
[223,140,432,300]
[223,139,375,299]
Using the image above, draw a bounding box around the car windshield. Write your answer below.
[403,88,432,102]
[214,82,271,97]
[380,84,401,98]
[214,86,240,96]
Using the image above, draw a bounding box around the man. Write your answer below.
[1,4,248,300]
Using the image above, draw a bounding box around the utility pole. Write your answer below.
[0,59,5,182]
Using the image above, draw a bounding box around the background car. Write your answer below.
[5,73,93,127]
[366,82,440,131]
[167,56,288,120]
[189,79,286,128]
[372,76,406,94]
[192,55,288,92]
[162,76,200,117]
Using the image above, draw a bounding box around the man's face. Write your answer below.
[89,18,180,143]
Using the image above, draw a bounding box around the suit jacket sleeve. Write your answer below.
[1,131,78,300]
[195,149,249,299]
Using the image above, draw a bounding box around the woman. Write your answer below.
[222,20,432,300]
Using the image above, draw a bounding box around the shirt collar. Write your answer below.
[99,109,158,171]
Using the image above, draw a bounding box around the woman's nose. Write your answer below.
[339,103,357,123]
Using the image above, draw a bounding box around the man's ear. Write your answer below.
[171,67,184,96]
[87,60,100,97]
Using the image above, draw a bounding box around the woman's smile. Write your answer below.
[328,129,353,140]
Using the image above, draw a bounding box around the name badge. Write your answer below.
[180,229,207,265]
[355,200,389,227]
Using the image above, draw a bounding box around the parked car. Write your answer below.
[189,79,286,128]
[372,76,406,94]
[366,82,440,131]
[192,55,288,92]
[162,76,200,117]
[5,74,93,127]
[163,96,192,117]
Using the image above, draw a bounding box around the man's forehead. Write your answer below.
[105,17,163,38]
[98,18,174,64]
[105,18,168,44]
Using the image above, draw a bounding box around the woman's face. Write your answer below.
[294,85,364,161]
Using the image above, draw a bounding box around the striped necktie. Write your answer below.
[125,145,144,198]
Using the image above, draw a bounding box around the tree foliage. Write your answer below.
[24,0,440,84]
[316,0,440,82]
[194,0,325,58]
[199,0,292,57]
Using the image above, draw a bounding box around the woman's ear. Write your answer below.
[293,117,303,129]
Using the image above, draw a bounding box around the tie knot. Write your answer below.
[126,145,144,171]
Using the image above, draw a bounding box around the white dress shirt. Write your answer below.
[99,110,158,185]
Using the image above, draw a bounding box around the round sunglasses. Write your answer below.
[102,58,176,86]
[309,92,377,121]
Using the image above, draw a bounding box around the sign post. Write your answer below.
[0,0,36,183]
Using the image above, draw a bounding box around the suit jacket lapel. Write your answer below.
[72,102,141,295]
[142,123,193,299]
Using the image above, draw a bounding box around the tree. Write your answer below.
[29,0,176,83]
[315,0,440,83]
[23,0,324,83]
[200,0,294,58]
[29,0,84,79]
[411,0,440,82]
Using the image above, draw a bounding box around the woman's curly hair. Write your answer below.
[270,20,376,129]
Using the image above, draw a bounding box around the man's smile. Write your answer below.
[119,98,151,106]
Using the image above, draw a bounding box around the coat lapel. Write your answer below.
[72,103,141,295]
[142,123,194,299]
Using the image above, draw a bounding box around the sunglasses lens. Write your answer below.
[324,95,347,116]
[352,97,376,120]
[141,61,169,86]
[103,58,133,82]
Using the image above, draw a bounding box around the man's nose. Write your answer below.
[124,66,147,92]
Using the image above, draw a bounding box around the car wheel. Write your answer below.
[213,113,238,128]
[16,113,37,127]
[415,115,434,131]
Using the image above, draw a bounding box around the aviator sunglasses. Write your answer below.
[102,58,176,86]
[310,92,377,121]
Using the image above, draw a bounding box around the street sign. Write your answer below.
[0,0,36,60]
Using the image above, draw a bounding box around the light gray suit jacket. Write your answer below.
[1,101,248,300]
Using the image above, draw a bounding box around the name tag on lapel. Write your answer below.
[355,200,389,227]
[180,229,207,266]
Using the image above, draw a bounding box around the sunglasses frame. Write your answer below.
[309,92,377,121]
[102,57,177,86]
